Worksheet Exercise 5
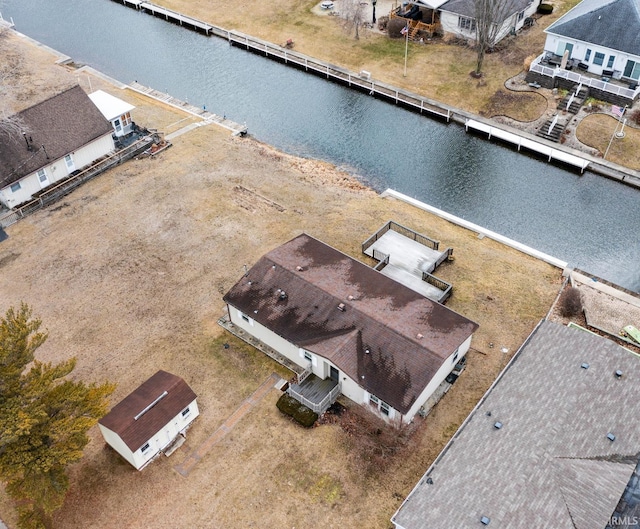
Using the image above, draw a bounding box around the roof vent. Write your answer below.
[486,411,492,417]
[272,265,276,269]
[365,348,370,354]
[338,303,346,312]
[581,362,590,369]
[416,333,423,339]
[134,391,168,421]
[615,370,623,378]
[296,266,304,271]
[348,295,355,301]
[480,516,491,526]
[426,477,433,485]
[494,421,503,430]
[278,290,287,300]
[607,432,616,442]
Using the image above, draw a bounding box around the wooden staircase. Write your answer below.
[558,86,589,115]
[536,114,567,143]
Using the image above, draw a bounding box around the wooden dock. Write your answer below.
[110,0,451,121]
[129,82,248,136]
[111,0,213,34]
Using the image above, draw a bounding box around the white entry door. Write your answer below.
[37,169,50,188]
[64,154,76,174]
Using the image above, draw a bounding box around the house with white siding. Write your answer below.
[222,234,478,424]
[438,0,540,45]
[98,370,199,470]
[0,85,115,209]
[542,0,640,84]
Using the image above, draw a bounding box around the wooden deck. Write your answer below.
[289,375,338,404]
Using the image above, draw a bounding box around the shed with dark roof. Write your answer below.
[98,370,198,470]
[223,234,478,423]
[0,85,114,209]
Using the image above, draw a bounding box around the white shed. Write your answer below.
[88,90,136,137]
[98,370,199,470]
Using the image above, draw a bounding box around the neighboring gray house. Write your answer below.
[223,234,478,424]
[0,85,115,209]
[543,0,640,83]
[98,370,199,470]
[392,320,640,528]
[439,0,540,45]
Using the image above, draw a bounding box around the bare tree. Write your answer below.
[342,0,365,40]
[473,0,519,76]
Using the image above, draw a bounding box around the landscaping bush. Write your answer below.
[387,17,408,39]
[537,3,554,14]
[559,287,583,317]
[629,109,640,126]
[276,393,318,427]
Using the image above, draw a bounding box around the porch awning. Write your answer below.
[89,90,135,121]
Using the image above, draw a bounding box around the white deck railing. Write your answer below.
[529,55,639,100]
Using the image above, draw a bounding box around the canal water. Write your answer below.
[3,0,639,292]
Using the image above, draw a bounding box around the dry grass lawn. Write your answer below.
[576,112,640,170]
[0,34,564,529]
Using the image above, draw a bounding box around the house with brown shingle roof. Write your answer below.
[222,234,478,424]
[0,85,114,209]
[392,320,640,529]
[98,370,199,470]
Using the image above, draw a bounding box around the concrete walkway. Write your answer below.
[174,372,283,477]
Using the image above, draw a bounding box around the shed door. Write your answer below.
[330,366,339,382]
[114,118,122,134]
[64,154,75,174]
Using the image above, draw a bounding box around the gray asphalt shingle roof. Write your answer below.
[392,320,640,529]
[223,234,478,415]
[546,0,640,56]
[440,0,531,19]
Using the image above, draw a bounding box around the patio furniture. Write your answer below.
[577,62,589,71]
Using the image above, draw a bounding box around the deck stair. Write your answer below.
[558,86,589,114]
[536,114,567,143]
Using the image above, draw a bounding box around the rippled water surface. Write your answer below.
[4,0,639,291]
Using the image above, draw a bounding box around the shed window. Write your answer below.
[181,407,191,417]
[594,52,605,66]
[140,442,150,453]
[10,182,21,193]
[458,16,476,31]
[369,395,379,406]
[380,401,390,416]
[452,349,459,364]
[304,351,313,362]
[607,55,615,68]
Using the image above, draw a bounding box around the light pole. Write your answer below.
[372,0,377,25]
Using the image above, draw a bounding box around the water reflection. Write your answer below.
[4,0,640,291]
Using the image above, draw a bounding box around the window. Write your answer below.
[304,351,313,363]
[594,52,605,66]
[452,349,459,364]
[10,182,21,193]
[607,55,615,69]
[181,407,191,418]
[517,10,524,22]
[457,16,476,32]
[121,112,132,127]
[624,59,640,80]
[37,169,47,183]
[369,395,379,406]
[584,49,591,62]
[140,442,150,453]
[241,313,250,322]
[380,401,390,416]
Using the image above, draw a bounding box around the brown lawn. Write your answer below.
[1,22,563,529]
